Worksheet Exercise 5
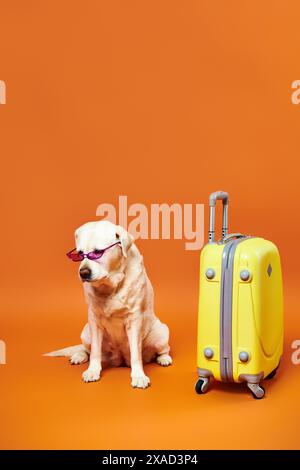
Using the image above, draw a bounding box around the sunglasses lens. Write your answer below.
[67,252,83,262]
[88,251,104,260]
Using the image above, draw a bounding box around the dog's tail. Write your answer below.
[43,344,86,357]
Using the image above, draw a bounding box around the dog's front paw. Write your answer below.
[82,367,101,383]
[131,374,150,389]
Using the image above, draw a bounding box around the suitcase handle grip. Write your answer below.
[209,191,229,207]
[208,191,229,243]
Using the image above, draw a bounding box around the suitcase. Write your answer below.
[196,191,284,399]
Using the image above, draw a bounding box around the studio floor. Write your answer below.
[0,284,299,450]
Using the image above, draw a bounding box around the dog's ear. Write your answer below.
[115,225,134,258]
[74,228,80,245]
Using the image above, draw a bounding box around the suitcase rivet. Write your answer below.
[204,347,214,359]
[240,270,251,281]
[239,351,249,362]
[205,268,215,280]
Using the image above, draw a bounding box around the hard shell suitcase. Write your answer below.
[196,191,284,399]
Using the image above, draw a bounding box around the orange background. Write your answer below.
[0,1,300,449]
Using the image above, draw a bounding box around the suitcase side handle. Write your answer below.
[208,191,229,243]
[221,233,245,243]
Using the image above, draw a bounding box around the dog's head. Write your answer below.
[74,221,134,284]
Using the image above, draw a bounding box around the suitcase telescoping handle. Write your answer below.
[208,191,229,243]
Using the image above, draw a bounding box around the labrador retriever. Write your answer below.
[46,220,172,388]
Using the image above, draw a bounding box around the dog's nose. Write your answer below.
[79,267,92,280]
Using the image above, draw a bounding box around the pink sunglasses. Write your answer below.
[66,240,121,262]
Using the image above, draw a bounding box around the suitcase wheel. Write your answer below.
[266,367,278,380]
[247,383,265,399]
[195,377,210,394]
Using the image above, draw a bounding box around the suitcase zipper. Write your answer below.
[220,237,248,382]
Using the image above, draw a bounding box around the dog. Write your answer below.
[45,220,172,388]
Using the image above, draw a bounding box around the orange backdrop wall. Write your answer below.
[0,1,299,449]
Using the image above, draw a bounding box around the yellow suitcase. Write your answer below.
[196,191,284,399]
